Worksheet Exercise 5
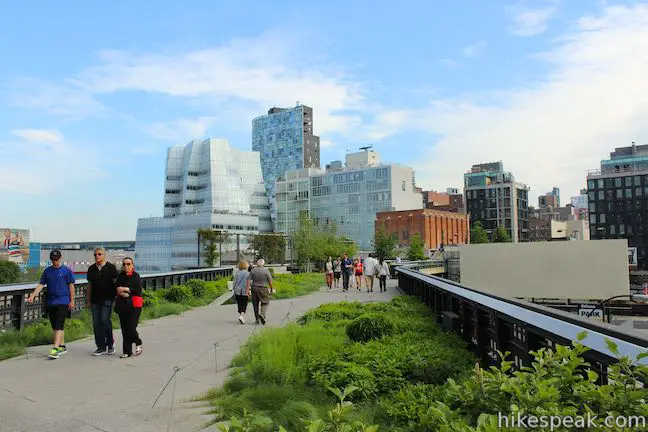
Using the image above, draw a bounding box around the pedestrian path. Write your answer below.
[0,279,401,432]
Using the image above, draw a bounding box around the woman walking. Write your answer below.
[333,257,341,288]
[354,257,363,291]
[378,258,390,292]
[233,260,250,324]
[115,257,143,358]
[325,257,334,290]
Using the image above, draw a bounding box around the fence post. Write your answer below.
[10,293,26,330]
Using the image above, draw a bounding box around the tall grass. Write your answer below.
[205,296,476,430]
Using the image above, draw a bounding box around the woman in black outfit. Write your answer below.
[115,257,143,358]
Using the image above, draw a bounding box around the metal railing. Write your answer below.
[395,265,648,385]
[0,266,233,330]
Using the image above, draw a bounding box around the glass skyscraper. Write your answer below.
[252,104,320,227]
[135,138,271,272]
[275,151,422,249]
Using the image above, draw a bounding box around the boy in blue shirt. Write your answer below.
[27,249,76,359]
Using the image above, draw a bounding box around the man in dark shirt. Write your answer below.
[86,247,118,356]
[341,253,353,292]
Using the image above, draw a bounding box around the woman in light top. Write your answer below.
[378,258,391,292]
[233,260,250,324]
[325,257,334,290]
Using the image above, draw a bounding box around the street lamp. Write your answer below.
[586,294,648,323]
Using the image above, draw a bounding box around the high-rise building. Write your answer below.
[135,138,271,272]
[275,150,422,249]
[464,161,530,242]
[586,143,648,269]
[538,187,560,209]
[252,104,320,226]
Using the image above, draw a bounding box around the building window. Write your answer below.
[610,225,616,235]
[636,187,643,197]
[625,188,632,199]
[590,214,596,224]
[615,178,622,188]
[597,179,604,189]
[588,180,595,189]
[589,203,596,213]
[635,176,642,186]
[598,190,604,200]
[616,189,623,199]
[600,213,606,224]
[588,191,595,201]
[620,224,625,235]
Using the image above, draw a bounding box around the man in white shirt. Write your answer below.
[363,253,378,292]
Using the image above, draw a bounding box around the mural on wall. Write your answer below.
[1,228,30,268]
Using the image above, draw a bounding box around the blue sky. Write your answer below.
[2,0,648,241]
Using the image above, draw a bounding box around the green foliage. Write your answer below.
[292,213,357,272]
[186,278,208,297]
[208,296,476,430]
[268,267,275,276]
[272,273,326,300]
[198,228,231,267]
[372,223,398,262]
[163,285,191,303]
[406,233,426,261]
[345,314,395,343]
[249,234,286,264]
[491,226,511,243]
[0,260,20,284]
[141,289,160,307]
[17,266,46,283]
[469,221,489,244]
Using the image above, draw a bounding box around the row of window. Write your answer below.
[587,175,646,190]
[589,186,648,201]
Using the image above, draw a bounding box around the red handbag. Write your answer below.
[131,295,143,308]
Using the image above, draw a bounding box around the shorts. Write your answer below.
[355,271,363,276]
[333,272,341,279]
[47,305,70,331]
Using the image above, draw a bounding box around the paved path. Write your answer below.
[0,279,401,432]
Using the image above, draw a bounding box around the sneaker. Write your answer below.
[238,315,245,324]
[56,345,67,355]
[259,316,266,325]
[135,345,143,356]
[92,348,106,356]
[120,354,131,359]
[48,348,59,359]
[106,347,116,355]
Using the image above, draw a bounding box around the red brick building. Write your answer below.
[376,209,469,250]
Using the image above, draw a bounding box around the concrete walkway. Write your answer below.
[0,279,401,432]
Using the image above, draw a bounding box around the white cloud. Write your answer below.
[145,116,218,143]
[508,0,561,36]
[462,41,488,58]
[11,128,63,143]
[441,58,459,68]
[405,3,648,202]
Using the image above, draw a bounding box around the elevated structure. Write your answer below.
[135,138,271,272]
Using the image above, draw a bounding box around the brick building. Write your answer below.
[376,208,469,250]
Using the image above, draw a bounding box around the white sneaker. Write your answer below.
[238,314,245,324]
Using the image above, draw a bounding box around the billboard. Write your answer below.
[1,228,30,268]
[628,247,638,267]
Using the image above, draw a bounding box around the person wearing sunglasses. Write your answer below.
[86,247,119,356]
[114,258,143,358]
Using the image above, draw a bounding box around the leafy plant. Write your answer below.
[406,233,426,261]
[0,260,20,284]
[469,221,489,244]
[345,314,395,343]
[186,278,208,297]
[372,223,398,262]
[490,226,511,243]
[163,285,191,303]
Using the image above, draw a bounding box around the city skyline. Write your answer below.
[3,1,648,241]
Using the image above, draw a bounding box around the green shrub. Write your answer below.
[186,279,208,297]
[142,289,160,307]
[163,285,191,303]
[298,302,364,325]
[268,267,275,276]
[345,314,395,343]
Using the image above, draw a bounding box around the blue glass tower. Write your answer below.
[252,104,320,227]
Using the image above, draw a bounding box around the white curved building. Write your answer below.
[135,138,271,272]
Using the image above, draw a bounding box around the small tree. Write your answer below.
[0,260,20,284]
[249,233,286,263]
[469,221,489,244]
[491,226,511,243]
[373,223,398,262]
[293,212,318,272]
[197,229,232,267]
[406,233,426,261]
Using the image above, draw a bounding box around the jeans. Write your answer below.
[91,300,114,350]
[342,271,350,291]
[379,275,387,291]
[118,308,142,356]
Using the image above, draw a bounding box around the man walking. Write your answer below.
[86,247,118,355]
[247,259,274,325]
[341,253,353,292]
[363,253,378,292]
[27,249,75,359]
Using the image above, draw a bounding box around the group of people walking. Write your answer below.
[325,253,390,292]
[231,258,274,325]
[27,248,143,360]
